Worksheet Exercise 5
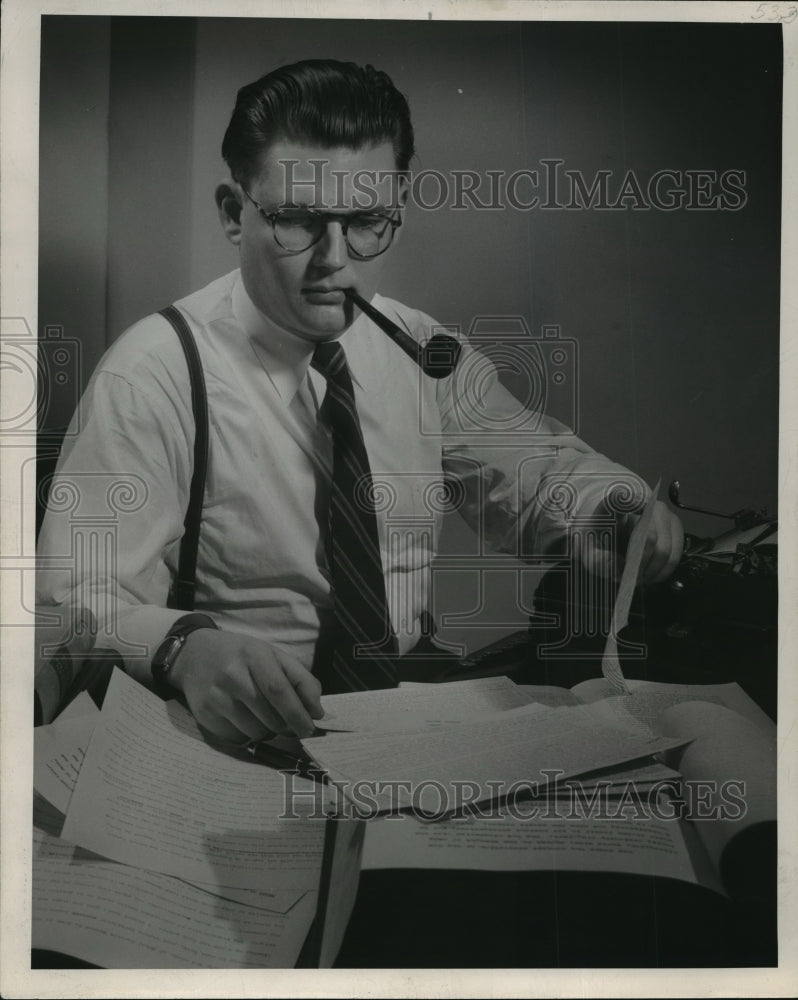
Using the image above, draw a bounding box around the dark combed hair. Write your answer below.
[222,59,416,184]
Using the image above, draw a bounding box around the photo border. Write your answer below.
[2,1,796,996]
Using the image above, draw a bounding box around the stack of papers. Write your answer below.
[303,688,689,815]
[302,675,773,898]
[35,667,773,965]
[33,672,328,969]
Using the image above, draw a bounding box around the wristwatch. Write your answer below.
[151,613,218,688]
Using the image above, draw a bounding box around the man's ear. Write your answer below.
[397,173,410,209]
[389,174,411,251]
[215,181,243,245]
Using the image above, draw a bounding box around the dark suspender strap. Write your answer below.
[159,305,209,611]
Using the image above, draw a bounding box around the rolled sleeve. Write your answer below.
[436,337,650,559]
[36,365,195,684]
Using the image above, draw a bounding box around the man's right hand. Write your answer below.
[170,629,324,744]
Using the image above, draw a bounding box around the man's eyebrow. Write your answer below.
[349,201,394,215]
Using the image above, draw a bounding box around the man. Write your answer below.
[36,59,683,746]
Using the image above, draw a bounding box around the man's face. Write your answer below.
[236,140,404,343]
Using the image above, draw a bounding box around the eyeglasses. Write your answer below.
[242,189,402,259]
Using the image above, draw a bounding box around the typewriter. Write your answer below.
[448,481,778,719]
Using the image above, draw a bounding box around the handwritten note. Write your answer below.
[34,713,98,813]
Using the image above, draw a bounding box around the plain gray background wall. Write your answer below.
[39,16,782,651]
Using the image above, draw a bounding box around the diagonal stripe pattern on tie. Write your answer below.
[311,340,399,692]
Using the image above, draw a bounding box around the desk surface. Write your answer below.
[336,868,777,968]
[33,867,777,971]
[32,601,778,970]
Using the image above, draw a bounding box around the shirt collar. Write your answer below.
[231,273,375,403]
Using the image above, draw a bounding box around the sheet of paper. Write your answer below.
[701,523,777,557]
[567,677,775,742]
[601,480,661,694]
[56,690,100,722]
[32,843,316,968]
[658,701,776,874]
[361,805,701,889]
[34,794,304,915]
[568,697,658,740]
[555,759,680,792]
[34,712,99,813]
[33,792,98,857]
[318,676,535,733]
[61,669,327,893]
[516,684,582,708]
[182,880,308,915]
[304,701,688,813]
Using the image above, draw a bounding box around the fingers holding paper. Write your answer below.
[579,496,684,587]
[638,500,684,585]
[170,630,324,744]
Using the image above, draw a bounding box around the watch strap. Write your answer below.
[151,612,218,687]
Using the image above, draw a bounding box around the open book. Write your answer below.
[516,676,774,731]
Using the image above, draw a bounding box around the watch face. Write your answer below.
[153,635,184,676]
[152,617,216,680]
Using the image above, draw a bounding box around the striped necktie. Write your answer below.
[311,340,399,693]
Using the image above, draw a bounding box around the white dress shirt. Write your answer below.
[36,269,642,685]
